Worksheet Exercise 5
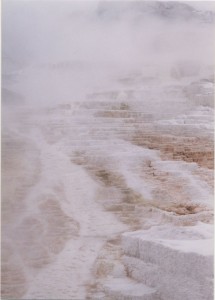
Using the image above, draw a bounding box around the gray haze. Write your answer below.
[2,1,215,106]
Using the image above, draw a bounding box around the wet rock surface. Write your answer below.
[3,67,214,299]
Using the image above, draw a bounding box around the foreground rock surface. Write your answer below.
[122,224,213,300]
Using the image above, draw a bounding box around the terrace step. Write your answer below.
[103,277,159,300]
[122,224,213,300]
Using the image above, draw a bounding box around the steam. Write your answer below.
[2,0,215,106]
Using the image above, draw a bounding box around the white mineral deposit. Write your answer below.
[1,1,214,299]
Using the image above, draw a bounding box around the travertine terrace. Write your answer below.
[2,1,214,299]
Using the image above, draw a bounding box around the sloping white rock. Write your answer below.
[103,277,160,300]
[122,223,213,300]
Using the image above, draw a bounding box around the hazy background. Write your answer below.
[2,0,215,106]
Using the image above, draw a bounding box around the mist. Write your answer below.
[2,0,215,106]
